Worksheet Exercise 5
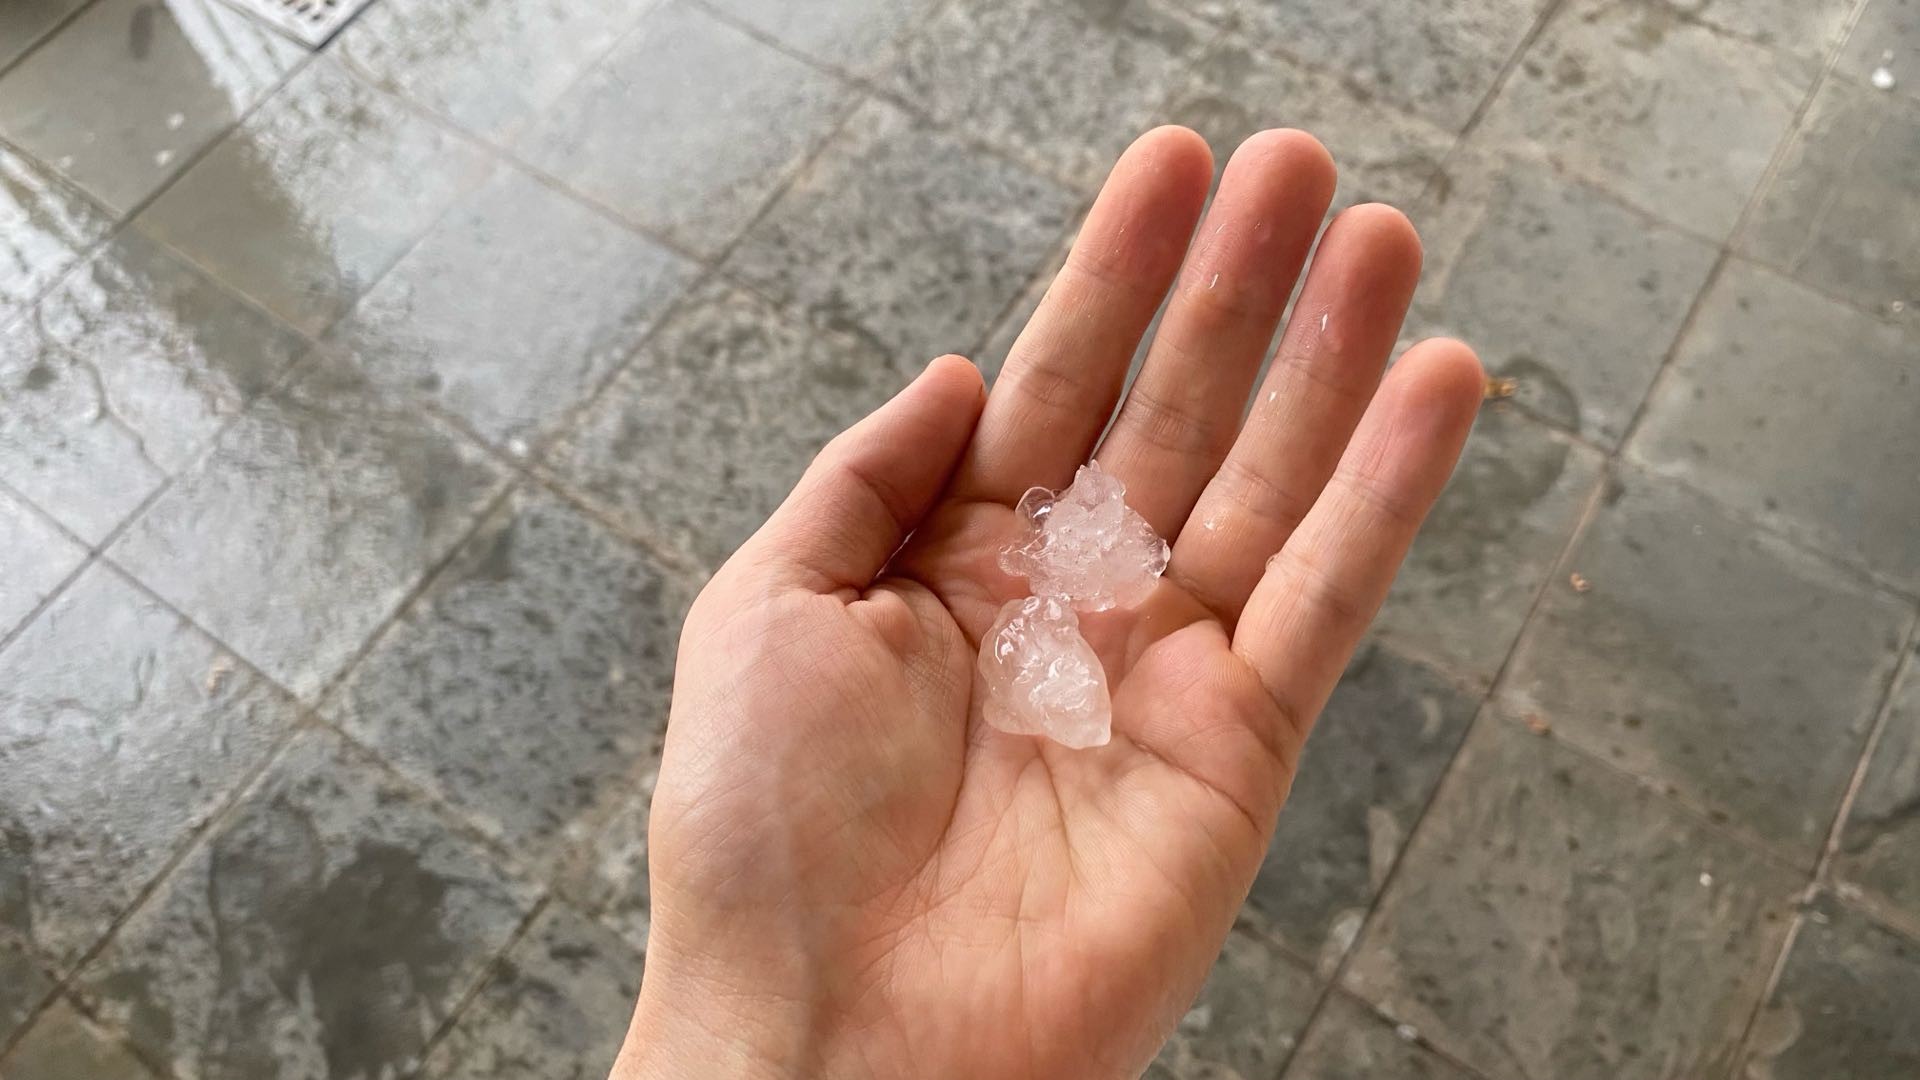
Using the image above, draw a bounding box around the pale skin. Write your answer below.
[613,126,1485,1080]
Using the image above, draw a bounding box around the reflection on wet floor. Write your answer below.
[3,0,1920,1077]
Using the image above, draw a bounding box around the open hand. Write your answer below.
[615,126,1484,1080]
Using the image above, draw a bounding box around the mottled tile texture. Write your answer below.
[2,0,1917,1072]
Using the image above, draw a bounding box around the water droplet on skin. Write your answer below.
[1319,311,1329,333]
[1266,390,1276,403]
[1208,272,1219,289]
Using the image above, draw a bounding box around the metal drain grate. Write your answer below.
[220,0,378,46]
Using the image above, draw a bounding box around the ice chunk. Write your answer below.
[977,596,1112,748]
[998,461,1169,611]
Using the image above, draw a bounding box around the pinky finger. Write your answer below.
[1231,339,1483,739]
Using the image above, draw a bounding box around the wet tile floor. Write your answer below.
[1,0,1917,1077]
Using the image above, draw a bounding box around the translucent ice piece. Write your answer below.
[998,461,1169,612]
[977,595,1112,749]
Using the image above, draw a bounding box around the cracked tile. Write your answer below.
[1476,0,1814,239]
[1345,717,1801,1080]
[420,900,643,1080]
[1501,470,1910,861]
[329,488,688,868]
[0,488,82,640]
[0,0,304,213]
[1410,149,1718,446]
[1837,658,1920,931]
[725,97,1076,365]
[3,999,156,1080]
[545,280,911,569]
[78,729,539,1080]
[338,0,660,142]
[884,0,1211,189]
[520,0,852,257]
[1145,928,1320,1080]
[1630,261,1920,589]
[324,165,692,451]
[1242,646,1478,972]
[1372,407,1603,685]
[108,349,508,701]
[135,57,492,336]
[0,230,309,543]
[1743,901,1920,1078]
[0,565,299,968]
[0,144,111,328]
[1741,79,1920,314]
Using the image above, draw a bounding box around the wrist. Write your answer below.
[609,953,828,1080]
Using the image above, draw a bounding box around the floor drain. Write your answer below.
[220,0,378,46]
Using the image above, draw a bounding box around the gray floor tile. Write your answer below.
[325,166,692,450]
[1629,261,1920,589]
[0,0,87,70]
[884,0,1210,189]
[1372,407,1603,685]
[1742,902,1920,1079]
[1344,718,1800,1080]
[1740,79,1920,315]
[0,0,304,213]
[0,230,309,543]
[0,144,111,327]
[1170,40,1455,213]
[1243,646,1479,973]
[78,728,540,1080]
[725,97,1076,365]
[1217,0,1549,132]
[519,0,852,258]
[701,0,940,75]
[1502,470,1910,861]
[134,57,492,336]
[329,487,687,867]
[545,280,911,569]
[1287,993,1475,1079]
[1146,928,1321,1080]
[1840,0,1920,103]
[108,349,508,701]
[420,900,643,1080]
[0,938,54,1048]
[0,488,81,639]
[1667,0,1854,60]
[1837,659,1920,929]
[338,0,657,143]
[0,565,299,967]
[1476,0,1814,240]
[1409,149,1718,446]
[554,766,656,952]
[3,1000,155,1080]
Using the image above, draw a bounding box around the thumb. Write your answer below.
[738,354,985,591]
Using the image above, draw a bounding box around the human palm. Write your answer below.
[617,128,1484,1080]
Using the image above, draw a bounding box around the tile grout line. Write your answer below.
[1269,4,1580,1071]
[1724,612,1920,1074]
[1274,459,1610,1080]
[401,893,557,1080]
[0,0,106,81]
[1612,0,1867,455]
